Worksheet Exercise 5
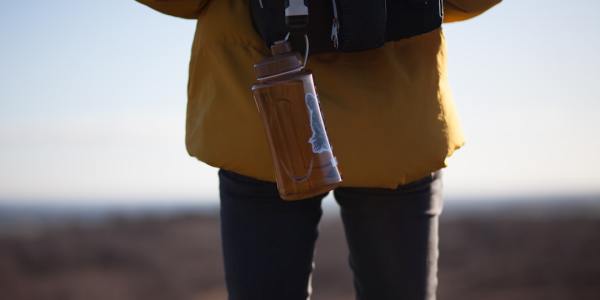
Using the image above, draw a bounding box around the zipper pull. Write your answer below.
[330,0,340,49]
[331,19,339,49]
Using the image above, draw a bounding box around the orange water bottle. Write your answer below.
[251,40,342,200]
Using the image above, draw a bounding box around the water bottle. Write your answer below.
[251,40,342,200]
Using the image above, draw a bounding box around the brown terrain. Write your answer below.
[0,199,599,300]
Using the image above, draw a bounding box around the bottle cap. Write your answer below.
[254,40,303,80]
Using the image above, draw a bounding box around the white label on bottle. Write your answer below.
[305,93,332,154]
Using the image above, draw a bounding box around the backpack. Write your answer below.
[250,0,444,54]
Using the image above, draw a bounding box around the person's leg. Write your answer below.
[218,169,327,300]
[333,171,443,300]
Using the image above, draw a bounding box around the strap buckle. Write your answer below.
[285,0,309,30]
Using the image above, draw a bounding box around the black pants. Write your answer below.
[219,169,443,300]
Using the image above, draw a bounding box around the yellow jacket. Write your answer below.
[136,0,501,188]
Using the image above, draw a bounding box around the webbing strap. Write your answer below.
[285,0,309,31]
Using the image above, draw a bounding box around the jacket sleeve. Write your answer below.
[135,0,209,19]
[444,0,502,23]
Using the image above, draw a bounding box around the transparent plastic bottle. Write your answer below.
[251,40,342,200]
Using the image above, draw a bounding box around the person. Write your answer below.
[136,1,501,299]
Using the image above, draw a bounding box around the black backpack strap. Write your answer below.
[250,0,442,54]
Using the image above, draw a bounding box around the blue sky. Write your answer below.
[1,0,599,204]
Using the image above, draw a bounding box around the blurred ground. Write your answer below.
[0,200,599,300]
